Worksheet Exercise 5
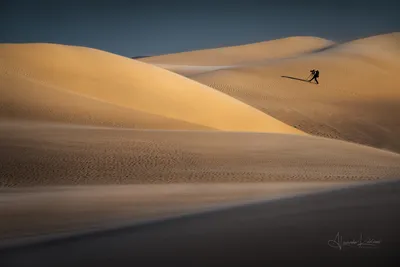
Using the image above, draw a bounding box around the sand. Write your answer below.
[1,33,400,246]
[182,33,400,153]
[0,70,208,130]
[1,179,399,266]
[1,119,399,240]
[141,36,334,66]
[1,121,399,187]
[0,43,303,134]
[0,182,349,242]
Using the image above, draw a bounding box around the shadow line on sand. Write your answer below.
[281,76,315,84]
[0,178,399,266]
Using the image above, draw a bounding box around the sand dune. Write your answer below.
[346,32,400,53]
[1,121,399,187]
[0,43,303,134]
[143,64,235,76]
[1,179,400,266]
[190,33,400,153]
[0,182,348,241]
[141,36,334,66]
[0,70,208,130]
[1,34,400,247]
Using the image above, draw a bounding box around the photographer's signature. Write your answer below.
[328,232,381,250]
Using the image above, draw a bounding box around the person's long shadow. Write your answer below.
[281,76,312,84]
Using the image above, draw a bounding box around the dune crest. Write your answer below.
[0,43,303,134]
[141,36,334,66]
[346,32,400,49]
[190,33,400,152]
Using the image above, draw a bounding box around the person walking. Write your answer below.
[309,69,319,84]
[308,69,316,78]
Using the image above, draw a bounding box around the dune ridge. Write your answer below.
[141,36,334,66]
[0,43,303,134]
[187,33,400,153]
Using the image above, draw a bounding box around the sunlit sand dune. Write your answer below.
[141,36,334,66]
[191,33,400,152]
[346,32,400,54]
[0,70,208,130]
[0,43,302,134]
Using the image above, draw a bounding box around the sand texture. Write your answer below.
[1,121,399,187]
[1,34,400,246]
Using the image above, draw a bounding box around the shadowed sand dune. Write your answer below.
[0,43,303,134]
[141,36,334,66]
[1,121,399,187]
[0,182,349,242]
[1,179,399,267]
[188,33,400,153]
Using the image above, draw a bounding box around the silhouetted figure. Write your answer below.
[309,69,319,84]
[308,69,316,80]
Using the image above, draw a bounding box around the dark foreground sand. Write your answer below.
[0,182,349,242]
[0,179,399,267]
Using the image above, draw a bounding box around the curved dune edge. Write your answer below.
[0,43,303,134]
[345,32,400,50]
[190,33,400,153]
[0,70,210,130]
[141,36,334,66]
[1,121,399,187]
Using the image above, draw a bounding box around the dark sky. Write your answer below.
[0,0,399,57]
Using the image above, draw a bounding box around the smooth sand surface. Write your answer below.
[188,33,400,153]
[141,36,333,66]
[0,69,208,130]
[146,64,235,76]
[1,121,399,187]
[0,182,348,242]
[0,43,303,134]
[1,179,399,266]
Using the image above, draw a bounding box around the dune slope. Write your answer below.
[0,43,302,134]
[192,33,400,152]
[1,121,399,187]
[141,36,334,66]
[0,70,209,130]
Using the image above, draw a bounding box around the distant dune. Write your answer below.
[0,43,302,134]
[175,33,400,153]
[348,32,400,52]
[141,36,334,66]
